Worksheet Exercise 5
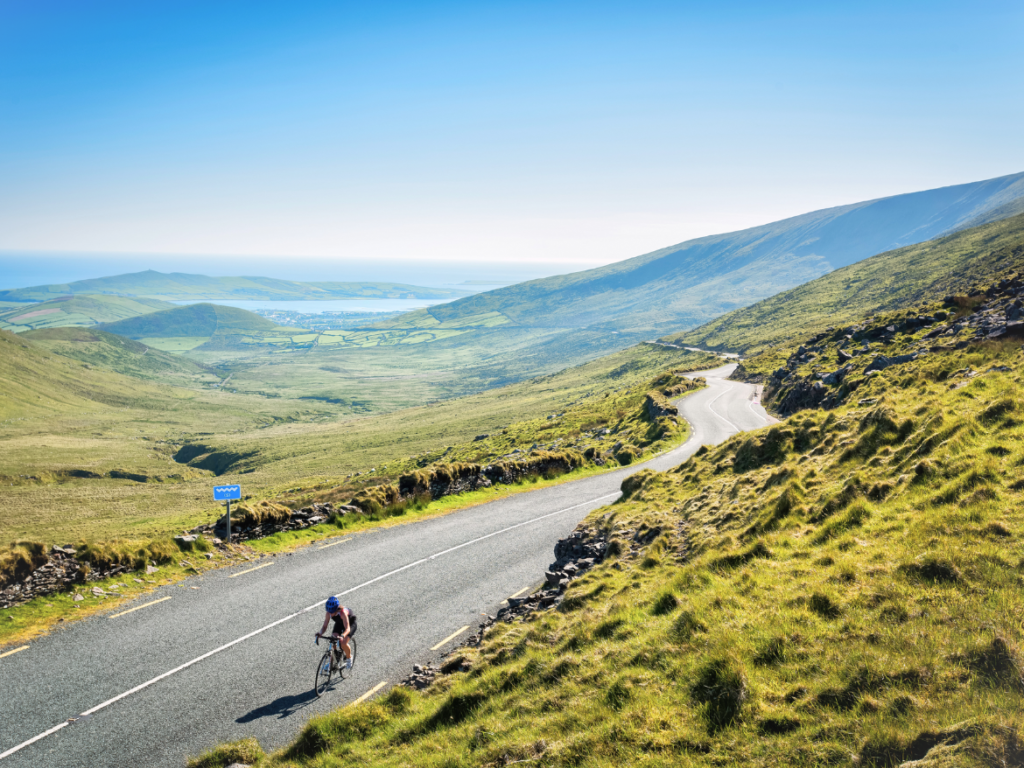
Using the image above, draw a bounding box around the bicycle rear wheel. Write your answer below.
[341,637,357,679]
[314,649,334,696]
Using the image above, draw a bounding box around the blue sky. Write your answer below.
[1,0,1022,272]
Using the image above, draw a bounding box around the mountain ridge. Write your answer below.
[0,271,471,303]
[420,170,1024,335]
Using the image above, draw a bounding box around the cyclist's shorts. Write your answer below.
[334,613,357,636]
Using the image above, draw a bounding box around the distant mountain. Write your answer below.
[99,303,277,339]
[0,294,174,333]
[668,209,1024,353]
[0,271,471,302]
[420,171,1024,337]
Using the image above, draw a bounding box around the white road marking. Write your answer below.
[108,596,172,619]
[228,561,274,578]
[0,491,620,762]
[317,538,352,550]
[505,586,530,601]
[349,681,387,707]
[704,384,742,433]
[0,645,29,659]
[431,625,470,651]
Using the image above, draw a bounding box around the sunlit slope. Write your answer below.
[21,327,213,382]
[668,209,1024,353]
[0,270,470,302]
[98,302,277,340]
[0,329,186,419]
[411,171,1024,336]
[0,294,174,333]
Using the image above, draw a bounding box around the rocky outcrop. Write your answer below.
[353,451,588,514]
[1,546,139,610]
[865,353,917,373]
[192,502,357,544]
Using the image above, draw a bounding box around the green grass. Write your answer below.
[0,324,714,546]
[99,303,278,340]
[22,327,215,382]
[668,210,1024,354]
[208,308,1024,768]
[0,294,174,332]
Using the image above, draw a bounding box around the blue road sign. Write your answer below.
[213,484,241,501]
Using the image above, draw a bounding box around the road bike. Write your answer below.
[314,634,358,697]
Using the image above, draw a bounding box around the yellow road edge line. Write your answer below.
[349,681,387,707]
[505,586,530,601]
[318,538,352,550]
[228,561,274,578]
[0,645,29,659]
[108,596,172,619]
[431,625,471,651]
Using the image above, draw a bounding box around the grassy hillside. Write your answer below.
[98,302,277,343]
[0,332,712,544]
[0,270,470,302]
[391,172,1024,339]
[0,294,174,333]
[668,210,1024,354]
[21,327,213,382]
[200,258,1024,768]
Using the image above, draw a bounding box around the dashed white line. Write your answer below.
[349,681,387,707]
[431,625,470,651]
[228,561,274,578]
[108,596,172,619]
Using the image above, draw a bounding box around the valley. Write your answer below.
[2,180,1024,768]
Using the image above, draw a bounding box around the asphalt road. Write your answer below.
[0,363,774,768]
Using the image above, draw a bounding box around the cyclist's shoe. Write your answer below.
[345,658,353,671]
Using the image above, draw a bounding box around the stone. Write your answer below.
[545,570,562,587]
[174,535,197,545]
[73,594,84,601]
[146,566,159,574]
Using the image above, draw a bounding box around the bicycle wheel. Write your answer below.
[314,649,334,697]
[341,637,357,679]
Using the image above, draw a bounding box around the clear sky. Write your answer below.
[1,0,1022,273]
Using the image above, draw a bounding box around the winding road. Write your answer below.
[0,363,774,768]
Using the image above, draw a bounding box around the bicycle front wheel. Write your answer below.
[314,650,334,697]
[341,637,357,679]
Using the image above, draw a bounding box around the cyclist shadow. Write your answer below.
[236,688,319,723]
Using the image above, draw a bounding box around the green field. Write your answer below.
[0,294,175,333]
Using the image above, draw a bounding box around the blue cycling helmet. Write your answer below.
[325,596,340,612]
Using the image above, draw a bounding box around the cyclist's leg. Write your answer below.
[339,634,352,660]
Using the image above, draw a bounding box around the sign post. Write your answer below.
[213,485,242,542]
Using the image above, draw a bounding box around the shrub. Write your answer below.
[808,592,842,619]
[651,591,679,616]
[670,609,707,642]
[690,656,749,732]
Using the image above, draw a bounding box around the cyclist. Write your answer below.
[316,596,357,670]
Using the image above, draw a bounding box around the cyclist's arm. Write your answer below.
[318,612,331,637]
